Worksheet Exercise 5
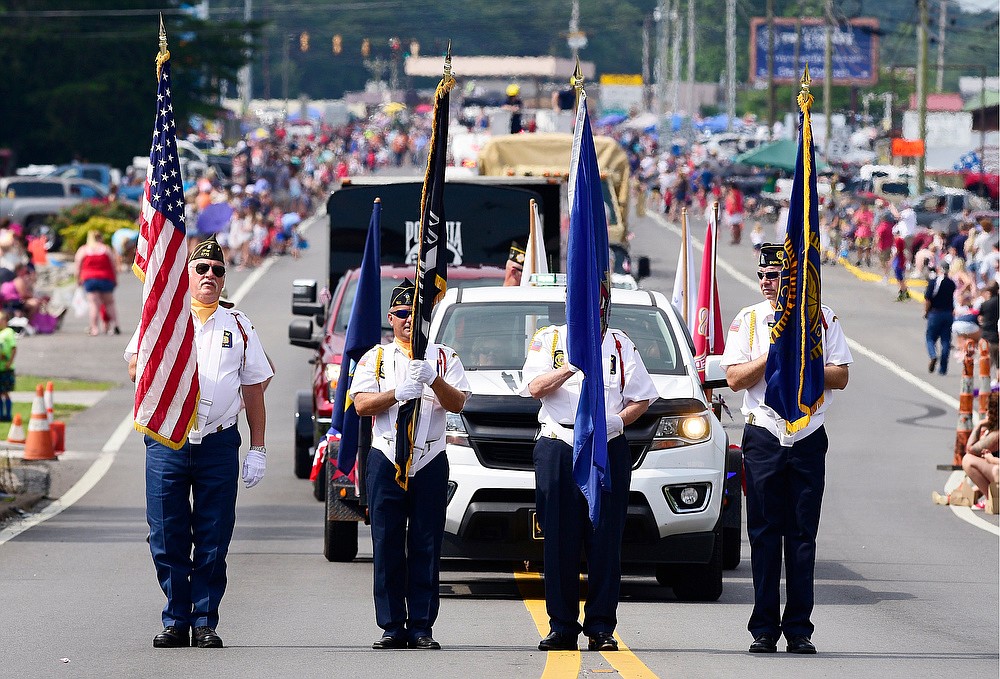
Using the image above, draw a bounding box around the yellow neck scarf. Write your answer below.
[394,338,412,359]
[191,298,219,324]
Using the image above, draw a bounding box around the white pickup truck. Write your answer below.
[427,281,741,601]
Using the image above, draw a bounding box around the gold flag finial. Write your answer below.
[155,14,170,81]
[438,40,455,95]
[797,64,814,112]
[572,58,584,93]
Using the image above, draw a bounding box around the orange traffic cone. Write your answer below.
[44,380,54,424]
[945,340,977,470]
[977,339,991,424]
[6,413,25,445]
[23,384,56,461]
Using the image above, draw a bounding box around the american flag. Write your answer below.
[131,49,199,449]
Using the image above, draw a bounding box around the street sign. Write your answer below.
[749,18,879,86]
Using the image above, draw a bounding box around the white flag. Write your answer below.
[521,199,549,285]
[671,224,698,334]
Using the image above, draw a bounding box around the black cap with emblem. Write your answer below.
[758,243,784,268]
[508,241,526,269]
[390,279,415,308]
[189,234,225,263]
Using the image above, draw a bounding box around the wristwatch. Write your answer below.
[249,445,267,455]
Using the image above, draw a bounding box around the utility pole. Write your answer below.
[568,0,588,64]
[687,0,696,116]
[936,0,947,92]
[725,0,736,130]
[642,15,652,110]
[670,0,682,117]
[824,0,833,160]
[238,0,252,116]
[655,0,668,135]
[282,34,290,114]
[767,0,775,139]
[917,0,928,193]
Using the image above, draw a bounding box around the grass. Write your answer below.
[14,375,115,392]
[0,402,88,440]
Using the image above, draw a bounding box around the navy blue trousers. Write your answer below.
[366,448,448,640]
[925,310,953,375]
[533,435,631,636]
[145,426,240,629]
[742,424,827,640]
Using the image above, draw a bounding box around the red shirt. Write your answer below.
[876,220,894,251]
[79,247,116,283]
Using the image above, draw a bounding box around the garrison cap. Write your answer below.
[189,234,225,263]
[390,279,415,308]
[758,243,784,268]
[508,241,526,268]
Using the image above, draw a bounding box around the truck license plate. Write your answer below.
[530,511,544,540]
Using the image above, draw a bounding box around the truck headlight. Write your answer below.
[445,413,468,446]
[649,412,711,450]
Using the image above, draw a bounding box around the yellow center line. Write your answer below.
[514,570,661,679]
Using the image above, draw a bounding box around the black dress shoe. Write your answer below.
[409,636,441,650]
[192,626,223,648]
[748,634,778,653]
[372,635,408,650]
[786,636,816,654]
[587,632,618,651]
[538,631,578,651]
[152,626,189,648]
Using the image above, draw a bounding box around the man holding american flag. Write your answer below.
[125,25,272,650]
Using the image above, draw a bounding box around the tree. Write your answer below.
[0,0,258,169]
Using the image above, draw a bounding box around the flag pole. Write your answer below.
[528,199,539,274]
[156,14,168,80]
[680,207,689,326]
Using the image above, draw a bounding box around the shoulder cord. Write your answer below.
[748,309,756,352]
[230,312,249,369]
[550,328,560,368]
[437,347,447,378]
[374,346,384,387]
[612,332,625,393]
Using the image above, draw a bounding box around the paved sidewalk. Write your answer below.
[9,390,107,406]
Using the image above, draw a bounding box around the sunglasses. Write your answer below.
[757,271,781,281]
[389,309,411,320]
[192,263,226,277]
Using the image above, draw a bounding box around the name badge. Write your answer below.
[222,330,233,348]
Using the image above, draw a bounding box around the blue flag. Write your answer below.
[764,70,825,434]
[333,199,383,475]
[567,90,611,526]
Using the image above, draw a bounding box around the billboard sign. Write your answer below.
[749,18,879,86]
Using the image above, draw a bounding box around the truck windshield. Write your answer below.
[435,302,684,374]
[333,275,503,334]
[4,181,64,197]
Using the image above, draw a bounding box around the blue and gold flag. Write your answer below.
[764,67,825,434]
[332,199,383,476]
[394,56,455,488]
[567,87,611,526]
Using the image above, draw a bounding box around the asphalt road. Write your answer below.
[1,199,997,679]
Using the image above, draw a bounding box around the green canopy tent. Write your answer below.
[733,139,831,173]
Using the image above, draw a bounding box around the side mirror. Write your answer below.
[292,279,324,318]
[636,256,651,280]
[703,355,728,390]
[289,319,320,350]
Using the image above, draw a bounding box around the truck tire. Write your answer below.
[723,526,741,571]
[312,455,327,502]
[294,390,314,479]
[324,518,359,562]
[657,522,724,602]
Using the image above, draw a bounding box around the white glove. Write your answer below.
[566,362,580,373]
[242,449,266,489]
[606,413,624,437]
[394,378,424,402]
[408,359,437,384]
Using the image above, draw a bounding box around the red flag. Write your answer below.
[131,41,199,449]
[693,207,725,380]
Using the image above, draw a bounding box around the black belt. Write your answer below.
[558,422,574,429]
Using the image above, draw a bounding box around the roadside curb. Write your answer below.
[0,492,45,524]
